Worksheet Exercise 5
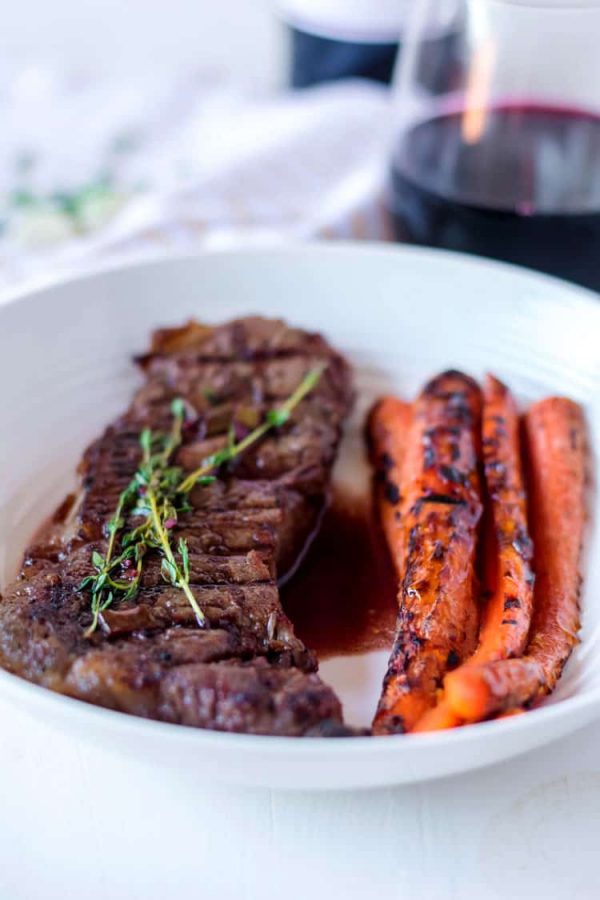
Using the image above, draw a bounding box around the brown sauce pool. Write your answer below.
[281,492,398,660]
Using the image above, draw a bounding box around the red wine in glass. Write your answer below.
[388,104,600,292]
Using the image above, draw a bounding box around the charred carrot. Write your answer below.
[445,397,587,721]
[474,375,535,659]
[445,657,540,721]
[412,700,464,732]
[372,371,483,734]
[495,707,525,720]
[368,397,413,577]
[414,374,534,732]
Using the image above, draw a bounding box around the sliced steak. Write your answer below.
[0,317,353,736]
[159,657,343,736]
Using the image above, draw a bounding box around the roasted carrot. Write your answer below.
[474,375,535,659]
[414,374,534,732]
[495,707,525,720]
[445,657,540,721]
[368,397,413,577]
[412,700,464,732]
[372,371,483,734]
[445,397,587,721]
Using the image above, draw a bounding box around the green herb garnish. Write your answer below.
[81,366,324,636]
[176,365,323,494]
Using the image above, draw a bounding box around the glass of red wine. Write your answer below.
[387,0,600,292]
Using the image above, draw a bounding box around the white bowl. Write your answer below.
[0,244,598,790]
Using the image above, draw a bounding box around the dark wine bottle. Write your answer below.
[277,1,406,88]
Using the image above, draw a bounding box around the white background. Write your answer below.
[0,0,283,87]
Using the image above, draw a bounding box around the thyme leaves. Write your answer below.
[81,366,324,637]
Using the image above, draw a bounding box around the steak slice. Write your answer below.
[159,657,343,736]
[0,317,353,736]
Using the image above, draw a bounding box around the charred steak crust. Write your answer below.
[0,317,353,736]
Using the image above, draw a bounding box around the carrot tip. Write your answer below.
[411,701,462,733]
[445,669,490,721]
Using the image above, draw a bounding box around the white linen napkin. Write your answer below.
[0,69,391,289]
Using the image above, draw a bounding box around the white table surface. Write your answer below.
[1,694,598,900]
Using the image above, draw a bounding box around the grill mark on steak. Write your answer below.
[0,317,354,736]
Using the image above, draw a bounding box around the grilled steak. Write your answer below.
[0,317,353,736]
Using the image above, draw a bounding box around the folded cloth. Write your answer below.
[0,70,391,289]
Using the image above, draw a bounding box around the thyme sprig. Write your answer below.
[80,366,324,637]
[177,365,324,493]
[80,398,195,637]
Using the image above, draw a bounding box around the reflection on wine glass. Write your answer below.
[388,0,600,292]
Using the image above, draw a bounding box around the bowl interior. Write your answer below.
[0,245,598,784]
